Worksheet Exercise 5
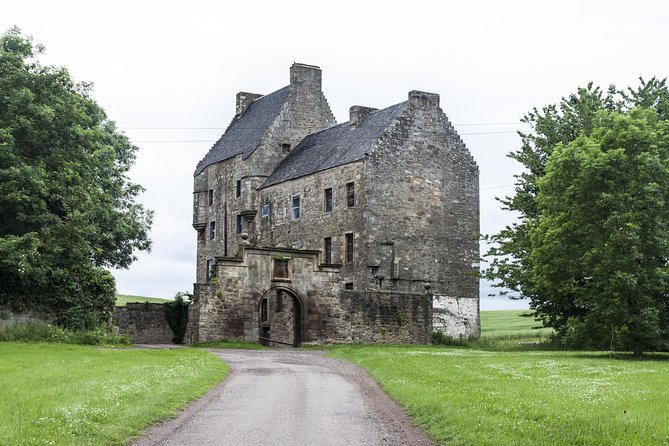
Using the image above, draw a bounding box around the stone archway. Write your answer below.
[258,287,303,347]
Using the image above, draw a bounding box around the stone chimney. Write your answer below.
[408,90,440,109]
[236,92,263,117]
[290,63,322,92]
[349,106,378,128]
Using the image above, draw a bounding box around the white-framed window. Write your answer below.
[292,195,301,220]
[261,204,270,217]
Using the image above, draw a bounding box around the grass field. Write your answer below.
[480,309,554,342]
[0,343,227,446]
[115,294,169,306]
[330,345,669,446]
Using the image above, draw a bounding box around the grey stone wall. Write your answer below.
[322,290,432,344]
[432,295,480,339]
[364,91,479,300]
[113,303,195,344]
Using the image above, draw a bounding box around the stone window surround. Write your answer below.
[209,221,216,240]
[208,189,214,206]
[236,179,241,198]
[261,204,270,218]
[345,232,354,263]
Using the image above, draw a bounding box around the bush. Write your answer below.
[164,292,191,344]
[0,321,130,345]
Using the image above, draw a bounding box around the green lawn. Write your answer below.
[115,294,169,306]
[330,345,669,446]
[0,343,227,446]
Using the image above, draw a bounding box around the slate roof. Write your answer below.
[194,86,290,175]
[262,101,408,187]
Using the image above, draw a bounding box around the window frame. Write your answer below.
[261,204,270,218]
[324,237,332,264]
[236,180,241,198]
[209,221,216,240]
[208,189,214,206]
[346,182,355,207]
[236,214,243,234]
[291,195,301,220]
[324,187,333,213]
[206,259,215,281]
[345,232,354,263]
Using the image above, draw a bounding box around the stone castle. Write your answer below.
[191,63,479,346]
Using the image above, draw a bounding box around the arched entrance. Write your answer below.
[258,287,303,347]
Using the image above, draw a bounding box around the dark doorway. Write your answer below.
[258,288,303,347]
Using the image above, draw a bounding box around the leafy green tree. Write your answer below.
[484,78,669,354]
[0,28,152,327]
[530,108,669,355]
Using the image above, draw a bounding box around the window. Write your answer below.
[344,282,353,290]
[261,204,269,218]
[345,233,354,263]
[273,258,289,279]
[292,195,301,220]
[236,180,241,198]
[346,182,355,207]
[276,290,283,312]
[324,237,332,264]
[208,189,214,206]
[324,188,333,213]
[209,221,216,240]
[281,143,291,153]
[207,259,215,280]
[236,214,243,234]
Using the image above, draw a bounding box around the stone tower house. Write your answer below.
[192,63,479,345]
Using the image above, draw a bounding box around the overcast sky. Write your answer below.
[4,1,668,310]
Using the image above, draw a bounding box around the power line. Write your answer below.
[129,130,520,143]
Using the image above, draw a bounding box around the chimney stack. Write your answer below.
[349,105,378,128]
[236,92,263,117]
[408,90,440,109]
[290,63,322,92]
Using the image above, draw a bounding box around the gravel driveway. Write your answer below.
[132,349,432,446]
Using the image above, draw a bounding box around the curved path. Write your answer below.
[133,349,432,446]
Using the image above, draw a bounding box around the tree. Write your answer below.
[530,108,669,355]
[0,28,152,328]
[484,78,669,354]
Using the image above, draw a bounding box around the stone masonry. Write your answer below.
[192,63,480,345]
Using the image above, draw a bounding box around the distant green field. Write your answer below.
[115,294,169,306]
[481,309,553,340]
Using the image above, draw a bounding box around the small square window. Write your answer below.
[324,188,333,213]
[344,282,353,290]
[261,204,270,217]
[208,189,214,206]
[345,233,354,263]
[324,237,332,264]
[273,258,289,279]
[281,143,291,153]
[236,180,241,198]
[236,215,243,234]
[346,182,355,207]
[292,195,301,220]
[209,221,216,240]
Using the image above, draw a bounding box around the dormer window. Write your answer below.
[282,143,291,153]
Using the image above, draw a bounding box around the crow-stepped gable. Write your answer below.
[192,63,480,346]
